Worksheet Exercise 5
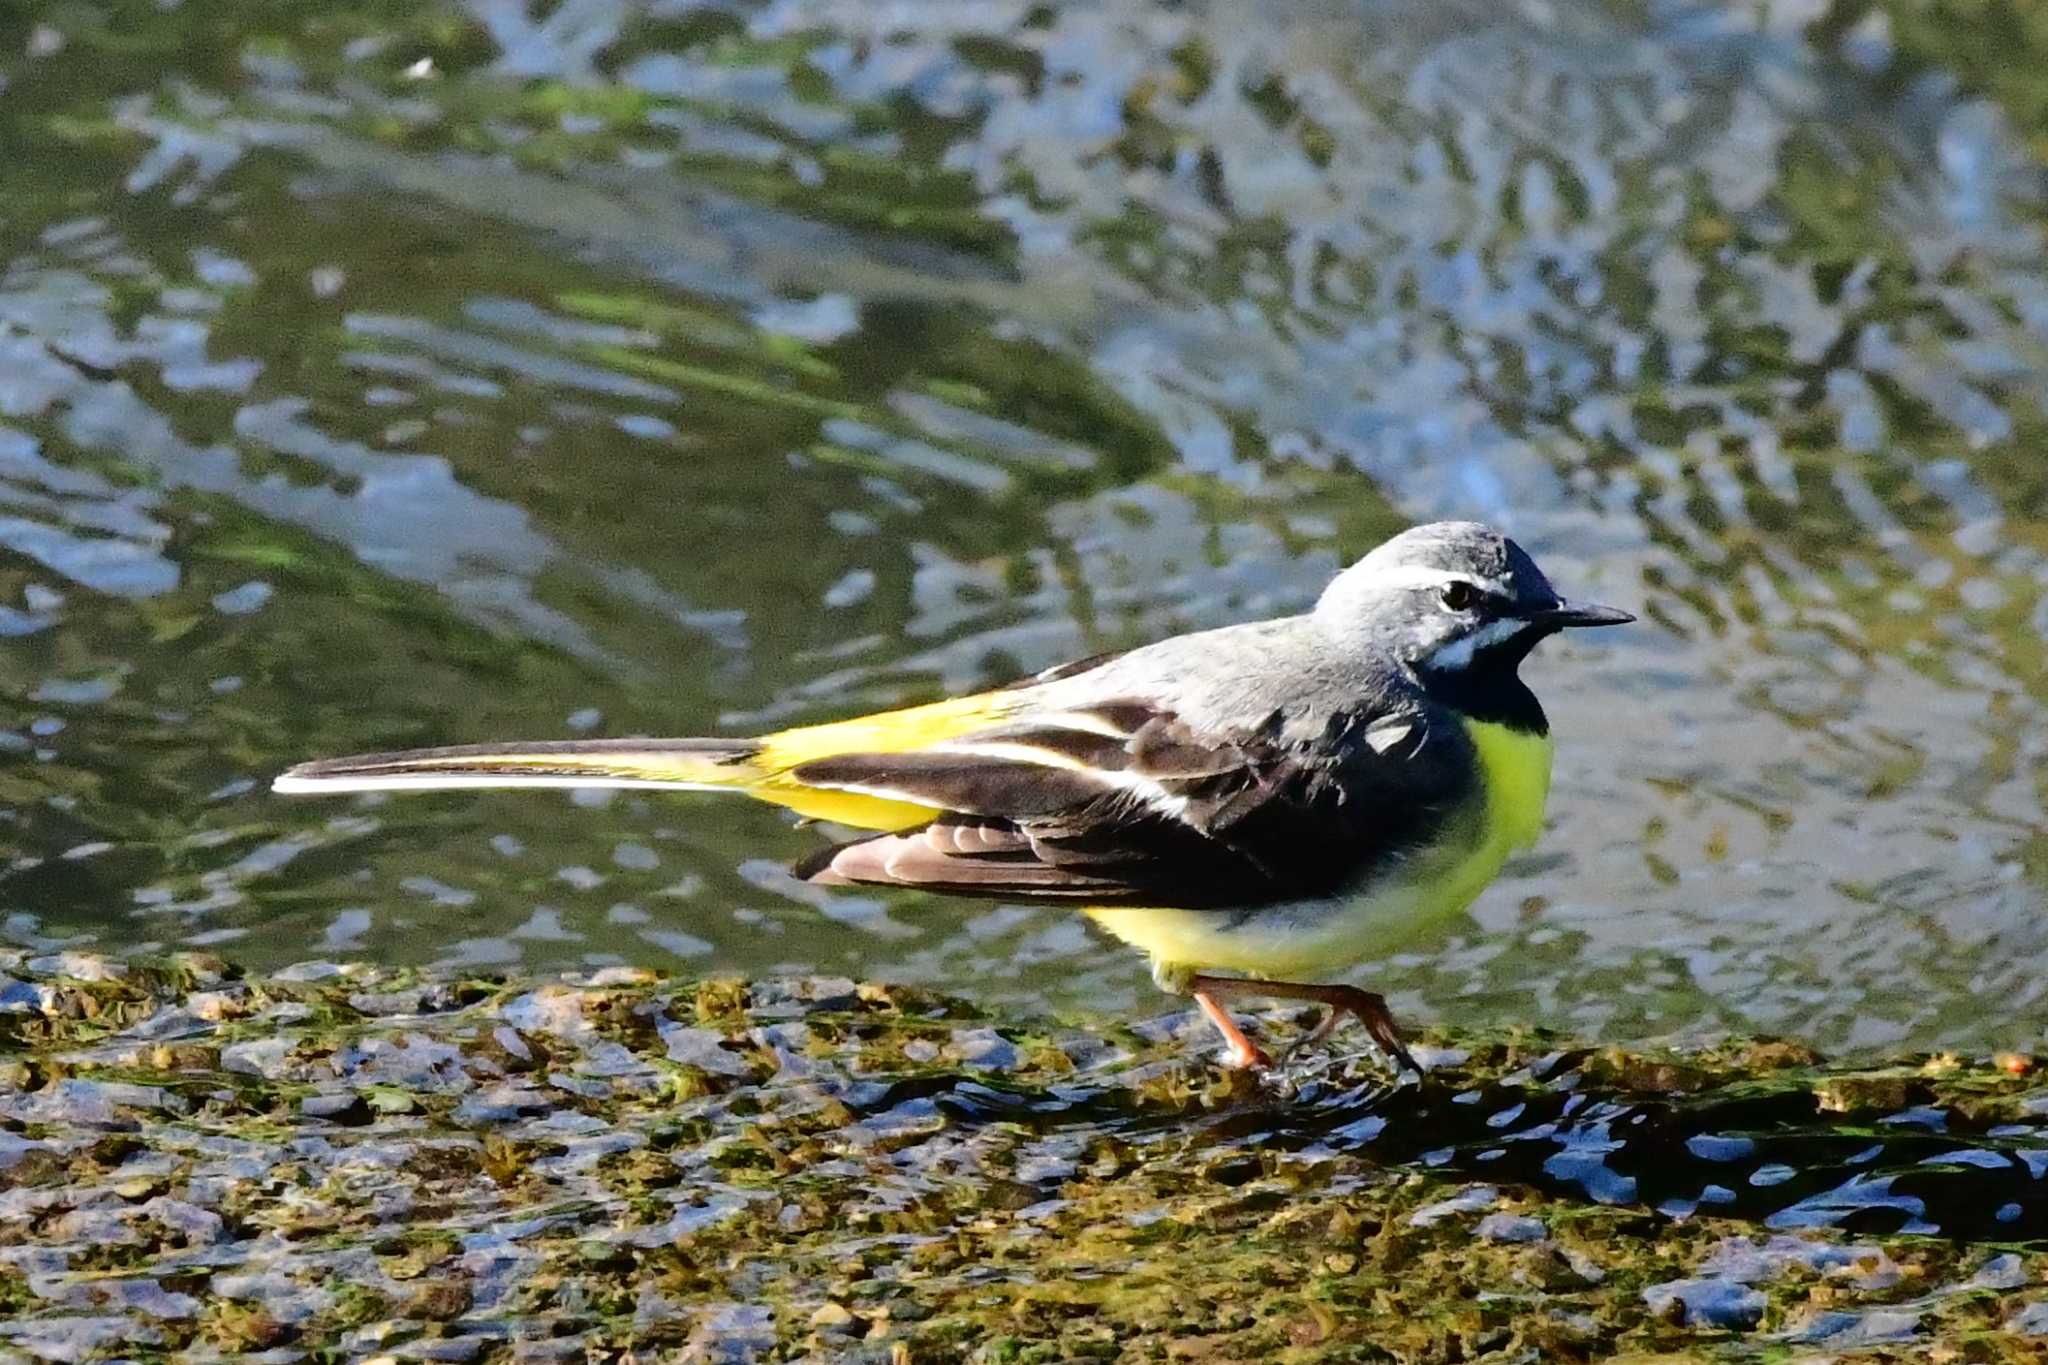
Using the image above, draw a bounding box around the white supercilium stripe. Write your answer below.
[1359,564,1498,593]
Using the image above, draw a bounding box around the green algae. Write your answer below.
[2,953,2047,1361]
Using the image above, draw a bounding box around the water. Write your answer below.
[1,0,2046,1057]
[9,956,2047,1355]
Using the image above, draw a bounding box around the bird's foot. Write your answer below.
[1285,986,1419,1075]
[1190,974,1418,1077]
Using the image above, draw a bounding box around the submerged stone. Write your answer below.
[0,953,2041,1359]
[1642,1277,1767,1330]
[1474,1211,1547,1243]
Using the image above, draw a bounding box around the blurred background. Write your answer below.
[0,0,2042,1056]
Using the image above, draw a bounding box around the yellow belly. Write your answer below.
[1087,719,1554,981]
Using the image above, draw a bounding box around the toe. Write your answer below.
[1222,1041,1272,1070]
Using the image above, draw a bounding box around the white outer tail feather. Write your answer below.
[270,770,736,795]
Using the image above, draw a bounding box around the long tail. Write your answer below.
[271,691,1019,830]
[272,738,764,794]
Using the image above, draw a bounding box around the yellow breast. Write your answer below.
[1464,717,1553,856]
[1087,716,1555,980]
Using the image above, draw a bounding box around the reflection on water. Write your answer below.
[0,0,2045,1054]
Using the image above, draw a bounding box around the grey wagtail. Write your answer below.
[276,522,1631,1072]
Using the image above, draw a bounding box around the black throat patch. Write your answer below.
[1418,662,1551,735]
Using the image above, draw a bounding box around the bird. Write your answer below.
[274,521,1631,1073]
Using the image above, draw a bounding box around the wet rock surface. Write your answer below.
[3,0,2048,1069]
[2,952,2047,1361]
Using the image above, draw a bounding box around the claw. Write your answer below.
[1221,1036,1273,1071]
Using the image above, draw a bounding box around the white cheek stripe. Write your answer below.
[1423,617,1534,673]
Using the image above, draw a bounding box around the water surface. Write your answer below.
[1,0,2046,1055]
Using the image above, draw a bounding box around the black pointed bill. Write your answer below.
[1528,599,1634,628]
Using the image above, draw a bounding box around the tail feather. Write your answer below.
[274,690,1031,831]
[272,738,762,795]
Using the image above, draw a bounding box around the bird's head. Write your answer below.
[1315,521,1632,681]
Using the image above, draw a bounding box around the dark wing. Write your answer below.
[786,701,1467,910]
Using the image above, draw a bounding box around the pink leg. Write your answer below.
[1189,975,1418,1074]
[1193,987,1272,1070]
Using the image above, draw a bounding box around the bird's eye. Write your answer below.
[1439,581,1477,612]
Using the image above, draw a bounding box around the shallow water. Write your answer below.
[5,956,2048,1357]
[1,0,2046,1056]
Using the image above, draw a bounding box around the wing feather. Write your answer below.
[789,696,1466,911]
[789,752,1119,817]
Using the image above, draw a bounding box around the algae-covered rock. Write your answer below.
[1,950,2047,1361]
